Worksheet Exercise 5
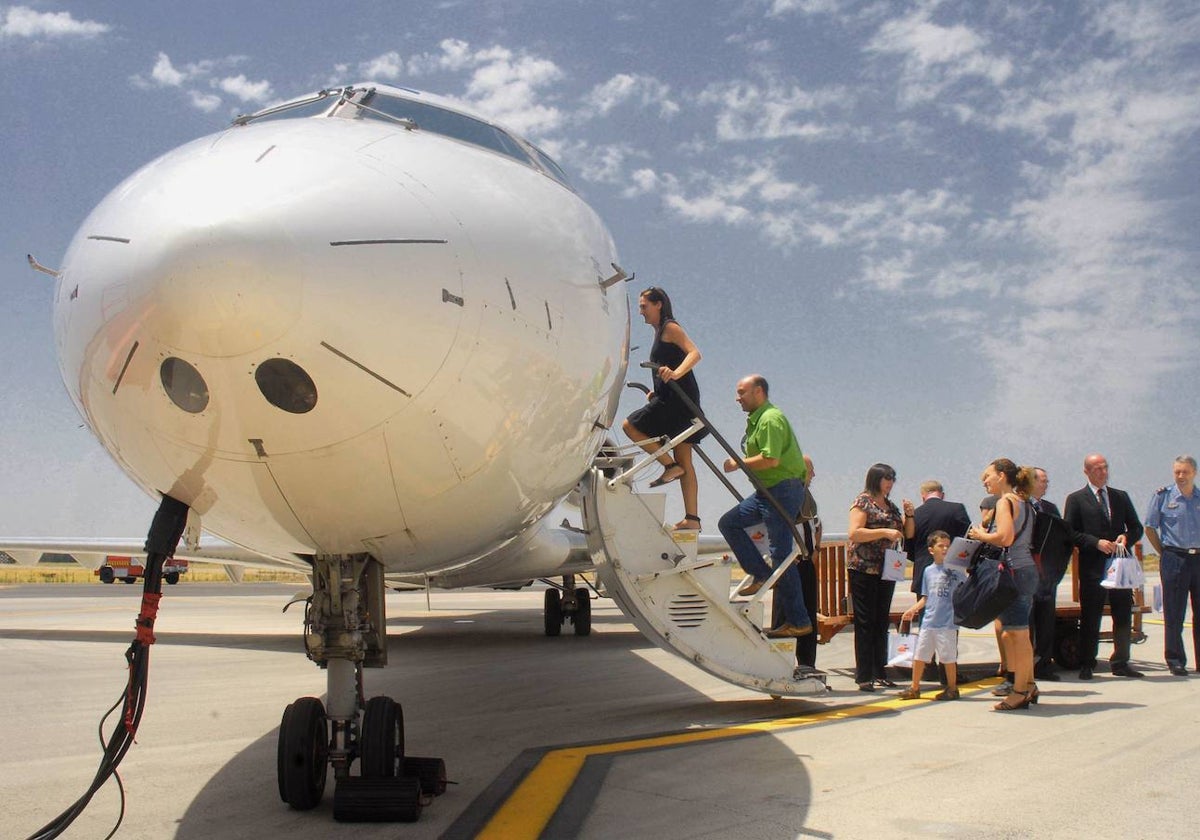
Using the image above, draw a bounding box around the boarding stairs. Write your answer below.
[581,377,827,697]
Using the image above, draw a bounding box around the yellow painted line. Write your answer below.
[477,679,1002,839]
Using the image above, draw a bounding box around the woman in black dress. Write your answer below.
[622,287,705,530]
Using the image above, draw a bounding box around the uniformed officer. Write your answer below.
[1144,455,1200,676]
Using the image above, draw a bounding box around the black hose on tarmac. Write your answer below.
[27,495,189,840]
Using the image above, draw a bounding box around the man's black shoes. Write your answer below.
[1169,664,1189,677]
[1078,666,1093,680]
[1111,664,1144,678]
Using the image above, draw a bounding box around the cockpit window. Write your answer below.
[359,93,534,166]
[526,144,573,189]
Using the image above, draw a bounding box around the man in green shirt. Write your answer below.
[717,375,812,638]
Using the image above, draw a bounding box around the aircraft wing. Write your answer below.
[0,537,308,572]
[2,529,734,588]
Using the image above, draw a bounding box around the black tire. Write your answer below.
[360,696,404,778]
[277,697,328,810]
[333,776,422,822]
[122,576,136,584]
[164,572,180,585]
[544,588,563,637]
[572,587,592,636]
[1054,621,1082,670]
[403,756,448,796]
[98,566,115,584]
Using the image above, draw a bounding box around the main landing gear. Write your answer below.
[277,554,447,822]
[543,573,592,636]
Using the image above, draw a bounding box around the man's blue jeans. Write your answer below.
[717,477,811,630]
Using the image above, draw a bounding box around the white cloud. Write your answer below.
[582,73,679,118]
[188,90,222,113]
[566,142,641,186]
[868,8,1012,106]
[131,53,263,112]
[150,52,185,87]
[406,39,565,137]
[216,74,273,104]
[1,5,108,39]
[859,250,915,292]
[359,50,403,81]
[767,0,845,16]
[625,168,663,198]
[697,80,846,141]
[406,38,474,74]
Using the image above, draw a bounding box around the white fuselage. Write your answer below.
[53,88,629,573]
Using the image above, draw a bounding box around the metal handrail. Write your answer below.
[640,362,810,559]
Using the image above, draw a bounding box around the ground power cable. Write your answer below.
[26,496,189,840]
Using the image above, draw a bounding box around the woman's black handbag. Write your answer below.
[952,555,1019,629]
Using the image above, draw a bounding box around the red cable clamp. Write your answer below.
[134,592,163,646]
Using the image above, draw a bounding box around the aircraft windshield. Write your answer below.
[359,94,534,167]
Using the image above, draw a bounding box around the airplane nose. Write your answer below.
[148,223,305,358]
[89,143,311,358]
[64,121,465,426]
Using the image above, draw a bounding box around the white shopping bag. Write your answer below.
[886,626,916,667]
[1101,548,1144,589]
[882,544,907,583]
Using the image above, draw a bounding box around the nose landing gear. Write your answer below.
[543,574,592,636]
[276,554,447,822]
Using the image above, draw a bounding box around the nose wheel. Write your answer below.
[543,575,593,636]
[360,695,404,778]
[277,697,329,810]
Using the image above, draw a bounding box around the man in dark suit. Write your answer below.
[1063,453,1145,679]
[1029,467,1074,680]
[909,480,971,595]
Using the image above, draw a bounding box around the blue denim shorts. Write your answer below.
[997,564,1040,629]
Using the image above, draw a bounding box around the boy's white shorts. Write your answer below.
[914,625,958,664]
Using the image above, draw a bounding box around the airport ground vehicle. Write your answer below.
[96,555,188,585]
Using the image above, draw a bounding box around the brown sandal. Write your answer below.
[993,690,1032,711]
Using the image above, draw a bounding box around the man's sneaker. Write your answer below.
[765,622,814,638]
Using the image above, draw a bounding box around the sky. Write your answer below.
[1,0,1198,544]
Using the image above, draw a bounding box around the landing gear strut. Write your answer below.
[543,574,592,637]
[276,554,446,822]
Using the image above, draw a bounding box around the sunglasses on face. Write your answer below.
[883,472,896,481]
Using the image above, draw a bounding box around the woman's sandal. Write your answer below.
[993,689,1033,711]
[649,462,685,487]
[673,514,701,531]
[898,687,921,700]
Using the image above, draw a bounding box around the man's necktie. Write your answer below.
[1098,487,1110,520]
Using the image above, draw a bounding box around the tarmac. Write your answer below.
[2,577,1198,839]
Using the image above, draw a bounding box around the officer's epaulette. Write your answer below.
[1154,486,1169,495]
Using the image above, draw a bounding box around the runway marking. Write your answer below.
[460,679,1002,840]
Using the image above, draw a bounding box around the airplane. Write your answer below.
[8,82,824,828]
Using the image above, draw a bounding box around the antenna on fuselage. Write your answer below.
[600,263,633,290]
[26,254,60,278]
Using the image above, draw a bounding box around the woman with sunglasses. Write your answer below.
[622,286,706,530]
[847,463,915,691]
